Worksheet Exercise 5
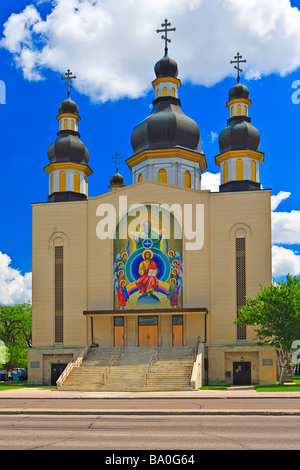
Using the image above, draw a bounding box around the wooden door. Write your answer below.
[172,315,183,347]
[138,316,158,347]
[233,362,251,385]
[114,317,124,347]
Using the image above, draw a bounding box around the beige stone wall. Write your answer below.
[30,180,274,384]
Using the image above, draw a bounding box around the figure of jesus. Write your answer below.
[135,250,159,297]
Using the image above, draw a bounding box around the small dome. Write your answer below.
[131,99,201,155]
[228,82,249,101]
[219,117,260,153]
[58,97,79,115]
[154,54,178,79]
[48,133,89,165]
[110,171,125,187]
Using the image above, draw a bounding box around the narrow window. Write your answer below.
[237,104,241,116]
[138,173,143,182]
[236,159,243,180]
[162,87,168,97]
[223,162,229,184]
[236,234,246,341]
[63,119,68,130]
[55,245,64,344]
[184,170,191,188]
[71,120,75,131]
[50,174,54,194]
[158,168,167,183]
[84,176,88,195]
[171,87,176,97]
[156,89,160,98]
[230,106,234,118]
[59,171,66,192]
[74,172,80,193]
[251,160,256,182]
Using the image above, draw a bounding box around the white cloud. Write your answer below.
[271,191,291,211]
[0,252,32,306]
[2,0,300,101]
[272,245,300,277]
[201,171,220,191]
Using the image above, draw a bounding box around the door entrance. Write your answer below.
[114,316,124,347]
[138,316,158,347]
[172,315,183,346]
[51,363,67,386]
[233,362,251,385]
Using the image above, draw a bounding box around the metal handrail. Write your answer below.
[102,354,118,384]
[145,338,163,385]
[56,340,92,388]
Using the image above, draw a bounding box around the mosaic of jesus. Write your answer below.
[113,206,183,309]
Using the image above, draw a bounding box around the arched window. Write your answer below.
[230,106,234,118]
[162,87,168,97]
[236,159,243,180]
[63,119,68,130]
[158,168,167,183]
[171,87,176,97]
[50,174,54,194]
[54,238,64,344]
[251,160,256,182]
[223,161,229,184]
[74,172,80,193]
[138,173,143,183]
[235,229,246,340]
[184,170,191,188]
[71,120,75,131]
[59,171,66,192]
[59,120,63,131]
[156,89,160,98]
[237,104,242,116]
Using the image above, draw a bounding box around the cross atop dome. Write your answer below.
[156,19,176,56]
[230,52,246,83]
[62,69,76,98]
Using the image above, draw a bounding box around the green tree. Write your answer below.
[234,275,300,385]
[0,302,32,369]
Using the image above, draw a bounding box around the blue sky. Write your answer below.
[0,0,300,304]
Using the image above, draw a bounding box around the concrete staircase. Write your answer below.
[60,346,195,392]
[60,347,117,391]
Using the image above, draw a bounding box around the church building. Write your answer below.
[28,22,276,388]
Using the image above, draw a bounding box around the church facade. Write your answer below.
[28,35,277,387]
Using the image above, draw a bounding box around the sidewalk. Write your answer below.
[1,385,300,399]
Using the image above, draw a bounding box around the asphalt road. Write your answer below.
[0,414,299,450]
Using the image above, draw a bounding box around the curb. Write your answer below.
[1,409,300,416]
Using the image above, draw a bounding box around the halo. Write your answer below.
[169,278,177,284]
[142,249,154,259]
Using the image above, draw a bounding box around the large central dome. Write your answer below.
[131,54,202,155]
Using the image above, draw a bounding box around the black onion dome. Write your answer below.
[154,54,178,79]
[131,98,201,155]
[58,97,79,115]
[219,117,260,153]
[110,171,125,186]
[228,82,249,101]
[48,132,89,165]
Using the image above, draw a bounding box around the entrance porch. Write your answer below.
[83,308,208,349]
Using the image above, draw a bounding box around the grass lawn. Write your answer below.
[0,381,55,391]
[199,385,229,390]
[254,375,300,392]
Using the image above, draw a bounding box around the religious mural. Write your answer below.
[113,206,183,310]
